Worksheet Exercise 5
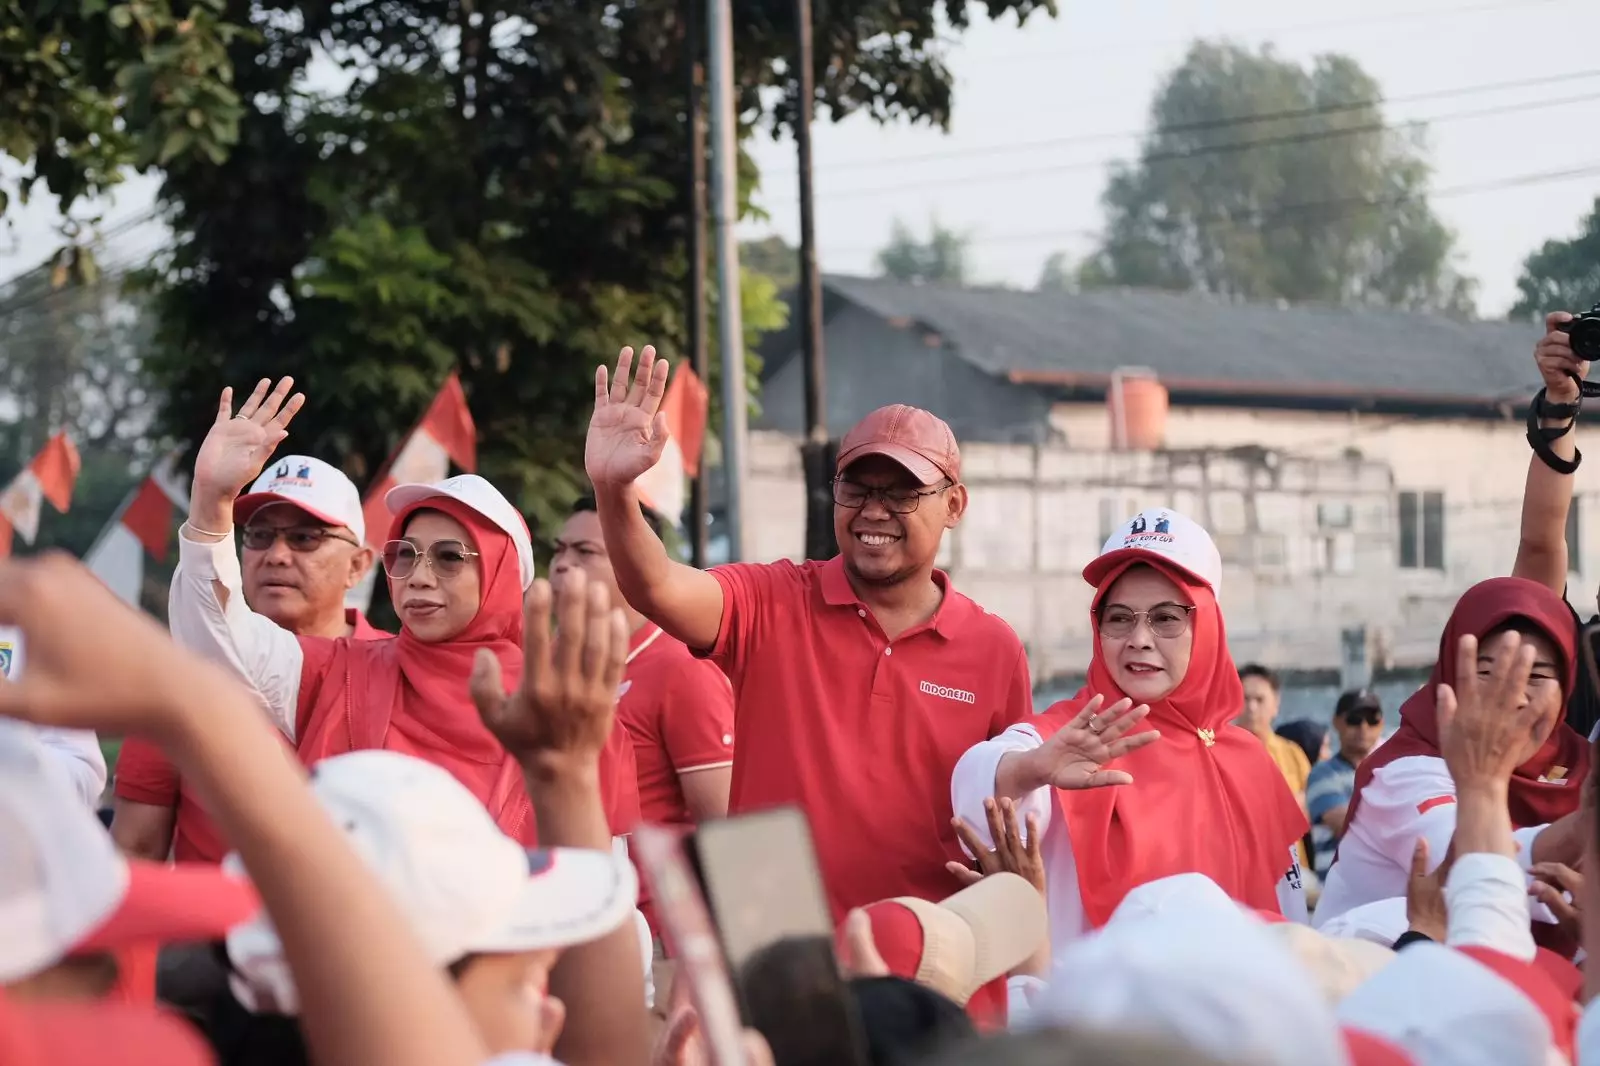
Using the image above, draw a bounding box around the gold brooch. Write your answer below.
[1197,728,1216,748]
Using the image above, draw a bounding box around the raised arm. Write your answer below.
[586,347,725,652]
[1513,313,1586,593]
[170,379,308,735]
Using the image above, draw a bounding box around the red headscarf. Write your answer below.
[294,495,534,840]
[1034,558,1306,929]
[1344,577,1590,837]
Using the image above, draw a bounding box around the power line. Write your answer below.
[787,67,1600,176]
[974,0,1574,66]
[823,160,1600,256]
[782,89,1600,204]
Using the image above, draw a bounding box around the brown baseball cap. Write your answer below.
[835,405,961,486]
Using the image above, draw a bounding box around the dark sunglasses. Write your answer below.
[242,526,359,552]
[381,539,479,579]
[1341,709,1382,728]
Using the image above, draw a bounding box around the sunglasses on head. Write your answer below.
[1342,708,1382,727]
[380,539,480,579]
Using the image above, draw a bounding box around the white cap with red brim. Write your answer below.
[1082,507,1223,594]
[235,455,365,541]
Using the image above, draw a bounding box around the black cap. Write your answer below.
[1335,689,1382,717]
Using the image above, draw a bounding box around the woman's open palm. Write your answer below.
[1037,695,1159,789]
[586,346,671,487]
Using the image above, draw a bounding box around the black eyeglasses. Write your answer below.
[1095,603,1197,639]
[242,526,360,553]
[1342,709,1382,728]
[832,478,949,515]
[381,539,480,579]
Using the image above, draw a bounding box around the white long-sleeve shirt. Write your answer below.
[1,623,108,810]
[168,528,304,739]
[1315,755,1553,931]
[951,723,1306,957]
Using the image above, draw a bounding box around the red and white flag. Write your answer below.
[0,433,82,557]
[359,372,478,551]
[348,373,478,611]
[635,365,709,528]
[84,455,189,607]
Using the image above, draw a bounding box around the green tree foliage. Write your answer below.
[1510,197,1600,319]
[0,0,245,225]
[0,263,157,555]
[1036,251,1075,292]
[1079,42,1475,314]
[740,235,799,292]
[876,218,971,285]
[139,0,1055,535]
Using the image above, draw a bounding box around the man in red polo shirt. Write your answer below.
[586,347,1033,917]
[111,455,384,862]
[552,496,735,829]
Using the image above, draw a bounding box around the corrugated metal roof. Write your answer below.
[821,274,1540,405]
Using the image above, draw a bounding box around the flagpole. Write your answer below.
[80,481,140,564]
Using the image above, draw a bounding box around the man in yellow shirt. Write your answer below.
[1237,663,1311,806]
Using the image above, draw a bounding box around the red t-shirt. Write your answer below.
[704,557,1032,918]
[616,623,735,828]
[113,609,642,861]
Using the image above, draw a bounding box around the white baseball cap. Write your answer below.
[236,455,365,542]
[385,474,535,590]
[1338,942,1562,1066]
[1036,874,1351,1066]
[1083,507,1223,594]
[0,720,258,984]
[225,750,637,1015]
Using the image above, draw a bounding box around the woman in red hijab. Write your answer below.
[163,378,639,846]
[1315,576,1590,937]
[951,508,1307,957]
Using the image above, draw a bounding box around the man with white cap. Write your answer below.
[0,627,107,811]
[0,719,259,1004]
[225,750,638,1058]
[112,453,384,864]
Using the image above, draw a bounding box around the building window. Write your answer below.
[1568,498,1582,575]
[1397,491,1445,570]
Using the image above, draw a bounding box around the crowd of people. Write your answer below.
[1,316,1599,1066]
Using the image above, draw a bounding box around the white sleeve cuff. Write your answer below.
[1512,824,1547,873]
[1006,974,1048,1029]
[950,726,1050,857]
[1445,852,1537,961]
[1579,996,1600,1066]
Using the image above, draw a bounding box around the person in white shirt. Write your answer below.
[952,509,1308,958]
[1316,577,1590,948]
[0,624,106,810]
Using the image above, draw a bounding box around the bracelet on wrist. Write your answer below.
[183,520,233,539]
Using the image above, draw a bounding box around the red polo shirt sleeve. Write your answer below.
[112,736,179,807]
[600,723,642,836]
[703,561,787,676]
[662,659,736,772]
[996,644,1033,732]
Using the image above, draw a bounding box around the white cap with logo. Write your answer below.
[225,750,638,1015]
[235,455,365,542]
[1082,507,1223,594]
[386,474,535,590]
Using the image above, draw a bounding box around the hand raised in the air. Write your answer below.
[586,346,672,488]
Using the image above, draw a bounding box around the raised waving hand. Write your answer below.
[585,345,672,488]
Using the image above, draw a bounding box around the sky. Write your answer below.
[4,0,1599,318]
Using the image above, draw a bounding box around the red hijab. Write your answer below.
[1034,558,1306,929]
[294,496,534,841]
[1345,577,1590,837]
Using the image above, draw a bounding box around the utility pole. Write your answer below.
[707,0,746,561]
[685,0,710,569]
[794,0,834,561]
